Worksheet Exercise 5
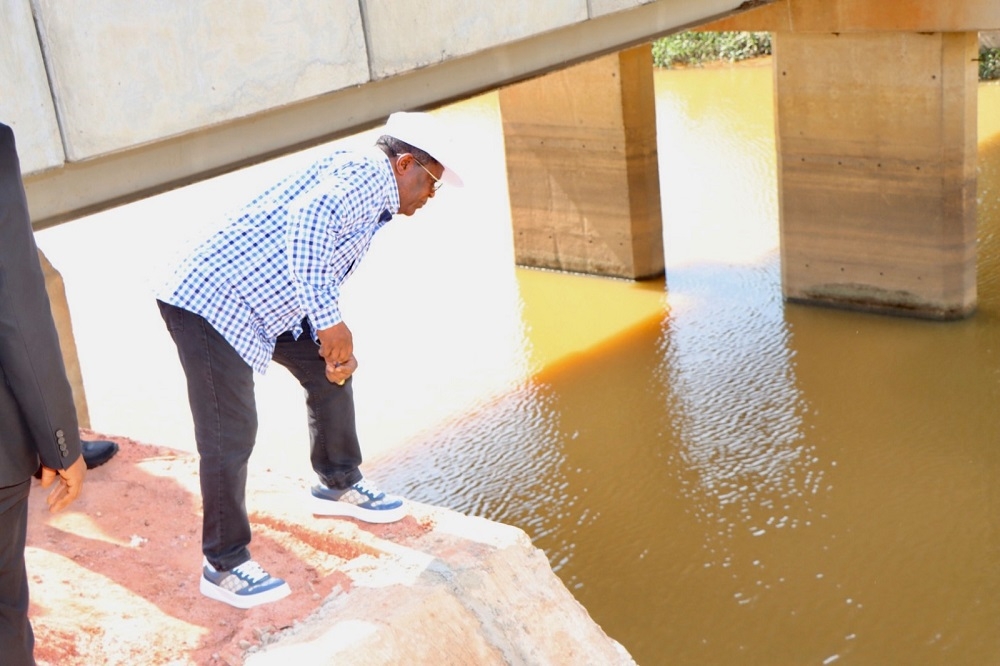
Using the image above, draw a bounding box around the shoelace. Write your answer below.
[353,478,383,499]
[231,560,269,583]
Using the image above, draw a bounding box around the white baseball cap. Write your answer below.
[383,111,464,188]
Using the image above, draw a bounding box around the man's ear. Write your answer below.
[393,153,413,176]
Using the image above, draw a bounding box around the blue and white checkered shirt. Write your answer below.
[158,147,399,374]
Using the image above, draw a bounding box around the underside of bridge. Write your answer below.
[502,0,998,320]
[9,0,755,229]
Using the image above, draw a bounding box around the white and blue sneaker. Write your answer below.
[310,478,407,523]
[199,558,290,609]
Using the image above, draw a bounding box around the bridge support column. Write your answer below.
[775,31,979,318]
[39,250,91,428]
[499,45,664,279]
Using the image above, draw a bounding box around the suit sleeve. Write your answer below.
[0,123,82,475]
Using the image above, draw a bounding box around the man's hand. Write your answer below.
[325,354,358,386]
[317,322,353,366]
[39,454,86,513]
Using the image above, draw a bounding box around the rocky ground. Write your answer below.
[25,429,434,665]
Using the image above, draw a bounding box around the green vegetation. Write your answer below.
[982,47,1000,81]
[651,31,771,68]
[652,31,1000,82]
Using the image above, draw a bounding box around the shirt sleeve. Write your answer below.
[285,157,391,334]
[286,189,347,331]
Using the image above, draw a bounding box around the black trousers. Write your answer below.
[157,301,364,571]
[0,479,34,666]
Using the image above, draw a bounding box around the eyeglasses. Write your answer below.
[411,156,443,192]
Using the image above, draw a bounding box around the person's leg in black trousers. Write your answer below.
[157,300,257,571]
[0,480,35,666]
[271,322,405,523]
[271,323,364,490]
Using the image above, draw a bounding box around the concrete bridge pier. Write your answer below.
[39,250,91,428]
[774,31,980,319]
[499,44,664,280]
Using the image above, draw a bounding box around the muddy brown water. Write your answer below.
[375,63,1000,665]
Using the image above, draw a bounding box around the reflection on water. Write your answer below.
[34,60,1000,665]
[378,65,1000,665]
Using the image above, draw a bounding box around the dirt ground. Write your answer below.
[24,429,431,665]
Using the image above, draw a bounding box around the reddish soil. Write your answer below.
[24,429,431,665]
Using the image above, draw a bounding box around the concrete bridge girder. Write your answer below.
[703,0,1000,32]
[1,0,756,229]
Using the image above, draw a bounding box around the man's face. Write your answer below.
[394,154,443,216]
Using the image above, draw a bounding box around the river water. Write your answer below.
[37,60,1000,664]
[376,62,1000,665]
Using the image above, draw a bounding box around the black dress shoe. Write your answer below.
[33,439,120,479]
[82,439,119,469]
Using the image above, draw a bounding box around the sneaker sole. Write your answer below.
[199,576,291,609]
[310,494,407,524]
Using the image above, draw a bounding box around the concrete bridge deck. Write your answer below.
[1,0,755,228]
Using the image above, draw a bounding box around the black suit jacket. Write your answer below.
[0,123,81,486]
